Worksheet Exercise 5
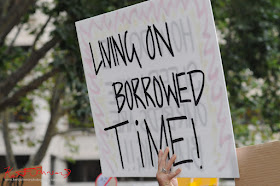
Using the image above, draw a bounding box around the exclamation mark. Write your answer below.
[191,118,202,169]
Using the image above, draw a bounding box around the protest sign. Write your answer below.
[235,141,280,186]
[0,166,41,186]
[75,0,239,177]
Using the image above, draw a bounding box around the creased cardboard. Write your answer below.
[235,141,280,186]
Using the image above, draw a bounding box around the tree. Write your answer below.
[0,0,60,170]
[212,0,280,145]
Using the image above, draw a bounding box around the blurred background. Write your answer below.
[0,0,279,185]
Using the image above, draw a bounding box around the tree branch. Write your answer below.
[26,74,65,167]
[0,0,36,44]
[0,36,60,97]
[57,104,77,116]
[31,15,52,51]
[0,68,59,112]
[4,23,23,55]
[1,0,11,18]
[1,110,18,169]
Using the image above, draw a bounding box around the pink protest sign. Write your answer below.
[75,0,239,178]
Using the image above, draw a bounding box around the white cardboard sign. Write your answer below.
[75,0,239,178]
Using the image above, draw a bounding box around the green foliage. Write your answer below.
[64,135,79,154]
[9,97,35,123]
[65,156,76,164]
[212,0,280,145]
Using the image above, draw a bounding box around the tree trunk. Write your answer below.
[2,110,18,169]
[0,68,59,112]
[0,36,59,98]
[0,0,36,45]
[26,74,65,167]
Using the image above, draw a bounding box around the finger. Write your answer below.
[158,149,162,164]
[171,177,178,186]
[161,147,169,167]
[158,149,163,171]
[165,154,176,171]
[168,168,181,180]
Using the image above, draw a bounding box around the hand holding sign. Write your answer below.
[156,148,181,186]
